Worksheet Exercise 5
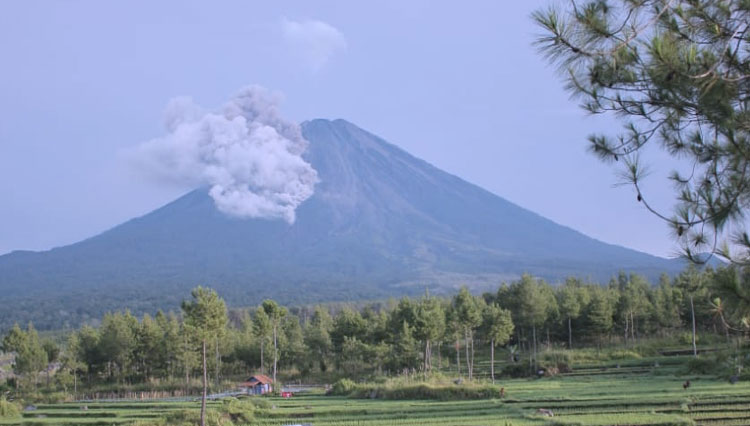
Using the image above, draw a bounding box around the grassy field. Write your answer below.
[2,351,749,426]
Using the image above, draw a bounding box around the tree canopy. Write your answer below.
[534,0,750,263]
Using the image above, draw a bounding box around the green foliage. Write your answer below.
[514,275,555,329]
[334,378,505,400]
[219,397,257,423]
[482,304,514,346]
[331,378,358,395]
[331,308,367,356]
[678,331,698,346]
[1,323,48,381]
[683,356,719,376]
[98,311,137,379]
[0,397,21,419]
[585,286,616,340]
[4,265,750,399]
[388,320,420,371]
[499,362,532,378]
[182,287,228,344]
[181,286,228,425]
[534,0,750,263]
[19,390,71,403]
[304,306,333,373]
[161,408,234,426]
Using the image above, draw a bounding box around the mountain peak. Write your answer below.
[0,119,687,327]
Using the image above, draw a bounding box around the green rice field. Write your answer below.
[3,355,749,426]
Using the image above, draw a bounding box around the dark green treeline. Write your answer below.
[2,265,749,391]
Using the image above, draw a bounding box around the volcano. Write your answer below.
[0,119,687,327]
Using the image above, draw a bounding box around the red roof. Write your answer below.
[240,374,273,386]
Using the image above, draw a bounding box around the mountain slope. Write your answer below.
[0,119,687,326]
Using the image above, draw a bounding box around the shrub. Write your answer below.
[539,351,572,376]
[143,409,235,426]
[0,398,21,419]
[540,350,571,365]
[679,332,698,346]
[220,398,257,423]
[606,349,642,359]
[331,378,358,396]
[131,420,164,426]
[236,395,270,409]
[19,391,71,404]
[500,363,532,378]
[683,356,719,375]
[345,382,504,400]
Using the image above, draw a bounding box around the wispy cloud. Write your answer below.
[281,18,347,71]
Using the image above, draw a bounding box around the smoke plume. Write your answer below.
[132,86,318,223]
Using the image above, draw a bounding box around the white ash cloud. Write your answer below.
[281,18,347,71]
[131,86,318,223]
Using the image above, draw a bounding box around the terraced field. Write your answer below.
[2,355,748,425]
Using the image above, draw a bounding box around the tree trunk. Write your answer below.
[273,325,278,385]
[200,339,207,426]
[568,316,573,349]
[464,331,471,380]
[455,338,461,377]
[424,339,429,374]
[183,334,190,394]
[437,341,442,370]
[630,311,636,343]
[215,338,220,389]
[428,341,432,371]
[470,332,475,380]
[624,315,629,347]
[260,340,264,374]
[690,295,697,357]
[490,339,495,384]
[724,322,731,345]
[73,371,77,398]
[532,325,537,372]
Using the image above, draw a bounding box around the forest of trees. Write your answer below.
[2,265,749,395]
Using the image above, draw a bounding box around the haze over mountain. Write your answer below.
[0,119,688,328]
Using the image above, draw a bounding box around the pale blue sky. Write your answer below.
[0,0,679,257]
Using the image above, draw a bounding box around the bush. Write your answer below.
[683,356,719,375]
[0,398,21,419]
[331,378,358,396]
[500,363,532,378]
[338,380,504,401]
[17,391,71,404]
[540,350,571,365]
[606,349,642,359]
[380,384,502,400]
[539,351,572,376]
[236,395,270,410]
[220,398,257,423]
[162,409,234,426]
[130,409,237,426]
[679,332,698,346]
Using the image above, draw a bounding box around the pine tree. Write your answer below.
[181,287,227,426]
[1,323,47,389]
[261,300,287,386]
[534,0,750,263]
[481,304,514,384]
[452,287,481,380]
[253,307,271,375]
[304,307,333,373]
[414,292,446,373]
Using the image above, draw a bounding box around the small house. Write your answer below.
[239,374,273,395]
